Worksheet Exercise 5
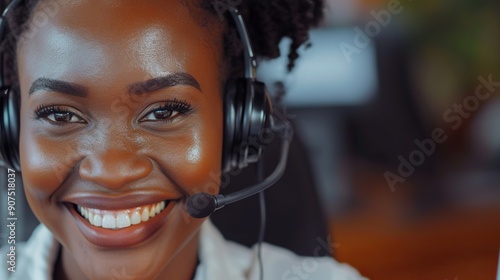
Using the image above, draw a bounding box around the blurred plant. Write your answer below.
[401,0,500,159]
[400,0,500,121]
[411,1,498,69]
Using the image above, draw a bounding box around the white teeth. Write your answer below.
[149,206,156,218]
[116,213,131,228]
[102,214,116,229]
[77,201,169,230]
[141,208,150,222]
[131,211,141,225]
[93,214,102,227]
[88,212,94,224]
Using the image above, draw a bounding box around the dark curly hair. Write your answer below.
[1,0,324,89]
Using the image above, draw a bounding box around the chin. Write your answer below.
[48,200,203,280]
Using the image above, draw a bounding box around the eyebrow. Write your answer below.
[128,73,202,94]
[29,77,88,97]
[28,72,201,97]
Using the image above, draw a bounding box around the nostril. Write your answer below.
[79,152,153,189]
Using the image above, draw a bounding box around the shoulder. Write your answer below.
[257,243,367,280]
[0,224,60,280]
[199,220,367,280]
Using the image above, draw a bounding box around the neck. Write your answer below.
[157,234,200,280]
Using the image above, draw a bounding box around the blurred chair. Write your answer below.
[212,121,330,257]
[343,30,445,209]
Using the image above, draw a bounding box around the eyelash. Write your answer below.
[142,98,193,122]
[34,105,84,126]
[33,98,194,125]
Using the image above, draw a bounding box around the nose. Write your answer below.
[79,148,153,190]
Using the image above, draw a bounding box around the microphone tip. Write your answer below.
[186,193,217,219]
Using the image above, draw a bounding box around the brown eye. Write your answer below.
[50,112,84,123]
[35,105,86,124]
[140,99,193,122]
[143,109,176,121]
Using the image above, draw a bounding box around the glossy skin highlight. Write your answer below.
[17,1,224,279]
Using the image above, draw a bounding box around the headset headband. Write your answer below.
[226,7,257,80]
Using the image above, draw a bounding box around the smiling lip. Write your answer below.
[64,194,181,248]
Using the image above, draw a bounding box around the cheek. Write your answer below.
[19,115,81,207]
[159,104,224,195]
[20,132,71,233]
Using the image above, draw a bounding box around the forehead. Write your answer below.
[37,0,215,40]
[17,0,222,89]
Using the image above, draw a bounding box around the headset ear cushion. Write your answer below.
[223,79,251,173]
[222,79,272,173]
[222,79,238,173]
[0,87,20,171]
[244,80,271,164]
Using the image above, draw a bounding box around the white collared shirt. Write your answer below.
[1,220,367,279]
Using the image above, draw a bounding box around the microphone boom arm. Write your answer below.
[186,119,293,218]
[216,121,293,209]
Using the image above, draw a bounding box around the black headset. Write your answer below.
[221,7,274,174]
[0,0,21,172]
[0,1,273,175]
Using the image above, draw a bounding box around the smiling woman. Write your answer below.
[15,1,223,279]
[0,0,365,280]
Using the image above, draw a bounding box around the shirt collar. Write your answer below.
[195,219,253,280]
[14,219,253,280]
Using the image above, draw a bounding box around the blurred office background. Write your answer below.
[1,0,500,279]
[257,0,500,279]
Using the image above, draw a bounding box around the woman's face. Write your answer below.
[17,0,224,279]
